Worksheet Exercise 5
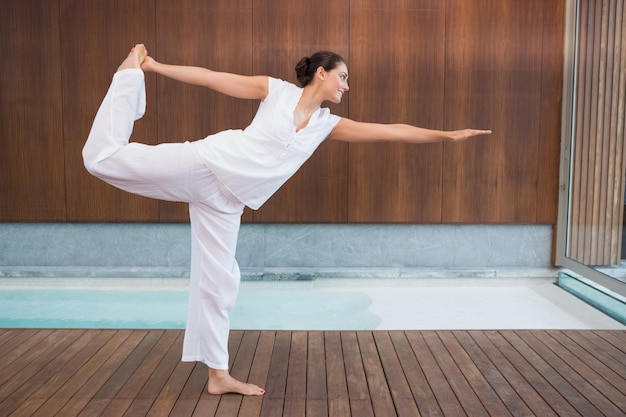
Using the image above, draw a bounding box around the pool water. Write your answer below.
[1,277,623,330]
[0,282,381,330]
[0,289,189,329]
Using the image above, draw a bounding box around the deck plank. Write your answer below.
[168,363,207,417]
[52,330,148,417]
[232,330,274,417]
[0,329,79,396]
[486,330,585,416]
[22,329,131,417]
[100,329,180,417]
[260,331,291,417]
[123,331,185,417]
[0,329,58,390]
[358,331,397,417]
[145,358,196,417]
[469,330,560,417]
[558,330,626,386]
[0,329,43,362]
[306,331,328,417]
[437,331,513,417]
[501,330,603,417]
[5,330,112,417]
[592,330,626,363]
[521,330,626,416]
[342,331,375,417]
[283,331,308,416]
[0,329,624,417]
[422,330,490,417]
[389,331,443,417]
[324,331,351,417]
[82,330,165,416]
[373,331,421,417]
[452,330,537,417]
[406,331,467,416]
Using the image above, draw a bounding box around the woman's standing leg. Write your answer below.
[184,185,264,396]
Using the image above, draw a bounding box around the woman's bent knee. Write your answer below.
[82,156,98,177]
[82,147,107,178]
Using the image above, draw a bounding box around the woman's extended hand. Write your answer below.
[141,56,157,72]
[449,129,492,142]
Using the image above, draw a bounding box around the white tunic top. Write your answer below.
[195,77,341,209]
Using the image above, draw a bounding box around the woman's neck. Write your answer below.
[293,86,323,131]
[297,86,323,114]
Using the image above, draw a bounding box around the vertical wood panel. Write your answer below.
[154,0,254,222]
[537,1,566,224]
[348,0,445,223]
[609,0,626,263]
[569,0,591,259]
[250,0,350,223]
[443,0,546,223]
[0,0,566,225]
[0,0,65,221]
[569,0,626,265]
[61,0,159,222]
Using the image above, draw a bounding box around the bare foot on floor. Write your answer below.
[117,44,148,72]
[208,369,265,396]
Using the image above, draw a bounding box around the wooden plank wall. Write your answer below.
[0,0,564,224]
[569,0,626,265]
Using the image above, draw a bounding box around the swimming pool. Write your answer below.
[0,279,380,330]
[0,277,623,330]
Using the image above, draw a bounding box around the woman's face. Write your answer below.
[323,62,349,103]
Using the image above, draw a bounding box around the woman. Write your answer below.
[83,44,490,396]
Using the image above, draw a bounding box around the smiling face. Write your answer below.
[319,62,349,104]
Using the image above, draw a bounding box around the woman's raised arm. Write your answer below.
[141,57,268,100]
[328,118,491,143]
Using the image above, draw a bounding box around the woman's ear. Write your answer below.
[316,66,326,81]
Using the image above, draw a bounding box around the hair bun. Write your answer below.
[295,56,312,86]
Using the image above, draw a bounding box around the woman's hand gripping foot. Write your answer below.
[117,44,148,72]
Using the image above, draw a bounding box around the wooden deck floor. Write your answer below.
[0,329,624,417]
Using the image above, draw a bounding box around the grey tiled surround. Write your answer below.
[0,223,555,279]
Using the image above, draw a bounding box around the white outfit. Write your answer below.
[83,68,340,369]
[197,76,341,209]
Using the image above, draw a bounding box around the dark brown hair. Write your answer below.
[295,51,346,87]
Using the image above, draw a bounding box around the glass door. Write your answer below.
[556,0,626,301]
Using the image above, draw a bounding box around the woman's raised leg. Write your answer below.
[83,45,207,203]
[83,45,147,170]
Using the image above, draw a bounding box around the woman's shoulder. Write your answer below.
[267,77,300,96]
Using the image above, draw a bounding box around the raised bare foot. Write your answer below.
[117,44,148,72]
[208,369,265,396]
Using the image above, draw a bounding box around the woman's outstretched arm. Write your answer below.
[141,56,268,100]
[328,118,491,143]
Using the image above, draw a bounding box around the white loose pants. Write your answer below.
[83,69,244,369]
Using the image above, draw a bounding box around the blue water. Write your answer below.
[0,285,380,330]
[0,289,189,329]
